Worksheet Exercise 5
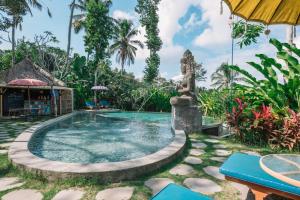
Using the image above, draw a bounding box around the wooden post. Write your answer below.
[251,189,268,200]
[71,89,74,112]
[0,87,3,117]
[59,90,62,115]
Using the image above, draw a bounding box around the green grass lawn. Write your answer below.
[0,118,294,200]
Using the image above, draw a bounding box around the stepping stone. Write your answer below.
[190,138,199,142]
[0,149,8,155]
[241,150,261,157]
[52,189,85,200]
[0,143,12,149]
[183,178,222,195]
[213,144,227,149]
[95,187,134,200]
[210,157,227,163]
[204,139,220,144]
[230,182,250,200]
[184,156,203,165]
[169,164,195,176]
[0,177,24,192]
[192,142,207,149]
[2,189,43,200]
[190,149,205,156]
[145,178,174,195]
[203,166,225,180]
[214,149,232,157]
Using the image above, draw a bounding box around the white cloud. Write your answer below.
[112,10,136,21]
[295,36,300,48]
[172,74,183,82]
[158,0,200,46]
[194,0,232,47]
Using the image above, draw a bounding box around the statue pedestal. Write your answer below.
[170,96,202,134]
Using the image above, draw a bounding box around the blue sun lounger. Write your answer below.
[151,183,212,200]
[220,153,300,200]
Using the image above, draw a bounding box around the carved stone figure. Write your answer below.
[178,50,197,102]
[170,50,202,134]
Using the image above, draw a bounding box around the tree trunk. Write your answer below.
[121,62,124,75]
[94,69,98,106]
[66,0,76,69]
[11,16,16,67]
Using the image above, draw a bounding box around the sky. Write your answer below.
[0,0,299,88]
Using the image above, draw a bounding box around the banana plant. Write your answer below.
[228,39,300,113]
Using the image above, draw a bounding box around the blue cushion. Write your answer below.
[151,183,213,200]
[85,101,95,107]
[220,153,300,196]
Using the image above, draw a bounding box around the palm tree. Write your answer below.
[1,0,51,66]
[66,0,86,69]
[211,62,243,90]
[110,19,144,75]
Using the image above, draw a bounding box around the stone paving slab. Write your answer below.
[169,164,195,176]
[230,182,250,200]
[203,166,225,180]
[52,189,85,200]
[213,144,227,149]
[184,156,203,165]
[2,189,43,200]
[95,187,134,200]
[192,142,207,149]
[145,178,174,195]
[183,178,222,195]
[214,149,232,157]
[0,177,24,192]
[210,157,227,163]
[0,149,8,155]
[190,138,199,142]
[190,149,205,156]
[204,139,220,144]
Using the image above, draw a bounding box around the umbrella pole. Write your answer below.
[28,86,31,115]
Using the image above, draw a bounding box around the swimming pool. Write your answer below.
[28,112,175,164]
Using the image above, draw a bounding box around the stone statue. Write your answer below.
[170,50,202,134]
[177,50,197,103]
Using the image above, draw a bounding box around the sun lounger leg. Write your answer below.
[251,189,268,200]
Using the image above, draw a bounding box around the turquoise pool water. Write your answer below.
[28,112,174,164]
[28,112,218,164]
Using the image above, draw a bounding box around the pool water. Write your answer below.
[28,112,174,164]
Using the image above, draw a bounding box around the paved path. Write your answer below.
[2,189,43,200]
[95,187,134,200]
[52,189,85,200]
[0,177,24,192]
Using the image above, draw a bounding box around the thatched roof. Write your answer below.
[0,59,65,87]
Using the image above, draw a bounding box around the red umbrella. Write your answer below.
[8,79,48,86]
[8,79,48,110]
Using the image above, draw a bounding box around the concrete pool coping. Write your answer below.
[8,111,186,182]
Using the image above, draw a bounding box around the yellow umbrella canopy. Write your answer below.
[223,0,300,25]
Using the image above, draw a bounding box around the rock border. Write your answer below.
[9,111,186,183]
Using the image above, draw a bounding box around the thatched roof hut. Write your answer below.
[0,59,73,117]
[0,58,65,87]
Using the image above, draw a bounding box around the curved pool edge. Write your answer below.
[8,112,186,182]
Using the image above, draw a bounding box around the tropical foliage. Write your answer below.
[198,89,228,120]
[211,62,243,90]
[136,0,162,83]
[229,39,300,113]
[110,19,144,74]
[227,39,300,150]
[232,20,265,48]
